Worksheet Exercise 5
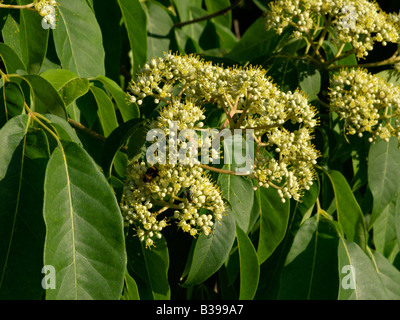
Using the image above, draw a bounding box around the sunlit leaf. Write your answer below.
[53,0,105,77]
[182,212,236,287]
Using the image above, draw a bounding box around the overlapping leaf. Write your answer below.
[53,0,105,78]
[117,0,147,76]
[236,225,259,300]
[43,141,126,299]
[325,170,367,250]
[126,233,170,300]
[278,215,340,299]
[182,212,236,287]
[338,239,400,300]
[0,115,48,299]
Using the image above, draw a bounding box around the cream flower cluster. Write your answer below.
[120,162,225,247]
[265,0,400,58]
[329,68,400,142]
[253,126,319,201]
[127,52,320,202]
[245,88,319,201]
[147,100,220,166]
[120,100,225,247]
[34,0,57,27]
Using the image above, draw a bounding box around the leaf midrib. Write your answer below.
[56,4,79,76]
[340,238,359,300]
[59,145,78,299]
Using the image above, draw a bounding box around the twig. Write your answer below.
[317,98,331,109]
[200,164,244,176]
[68,118,107,141]
[174,0,243,28]
[325,48,357,67]
[233,19,241,40]
[0,2,35,10]
[304,30,326,64]
[220,93,235,129]
[329,47,400,70]
[313,15,332,58]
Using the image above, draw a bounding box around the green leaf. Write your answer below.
[338,240,398,300]
[121,271,140,300]
[0,81,25,126]
[0,115,49,299]
[204,0,232,29]
[369,137,400,219]
[53,0,105,78]
[218,169,254,232]
[174,4,208,53]
[213,22,238,52]
[0,42,26,74]
[89,86,119,137]
[126,233,170,300]
[20,74,67,119]
[368,137,400,256]
[0,114,30,181]
[371,250,400,299]
[18,0,49,74]
[41,69,78,90]
[256,186,290,264]
[117,0,147,77]
[41,69,89,106]
[225,17,281,63]
[325,170,367,250]
[41,114,82,145]
[296,177,320,223]
[236,225,259,300]
[373,194,399,258]
[68,89,98,126]
[2,14,22,59]
[43,141,126,299]
[322,41,357,67]
[377,69,400,86]
[144,1,174,59]
[58,77,90,107]
[182,212,236,287]
[267,57,299,93]
[101,118,146,180]
[173,0,202,21]
[94,76,139,121]
[252,0,273,11]
[297,60,321,101]
[396,193,400,254]
[277,215,340,299]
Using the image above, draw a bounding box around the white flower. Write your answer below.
[265,0,400,58]
[35,0,57,28]
[329,68,400,142]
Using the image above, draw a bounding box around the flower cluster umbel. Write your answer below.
[265,0,400,59]
[120,100,225,247]
[121,52,320,246]
[329,68,400,143]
